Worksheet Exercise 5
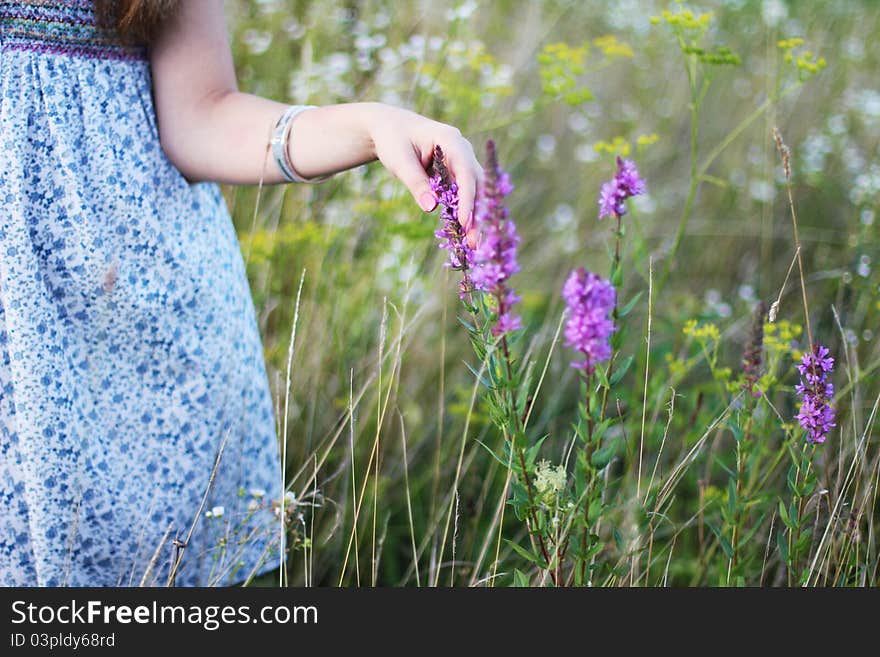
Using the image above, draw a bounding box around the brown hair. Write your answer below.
[94,0,180,44]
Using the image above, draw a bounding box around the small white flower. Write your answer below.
[761,0,787,27]
[250,487,266,499]
[241,29,272,56]
[284,491,297,505]
[748,179,775,203]
[738,285,756,302]
[575,142,599,163]
[534,460,567,503]
[549,204,575,232]
[536,134,557,162]
[210,505,225,518]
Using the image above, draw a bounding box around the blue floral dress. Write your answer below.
[0,1,283,586]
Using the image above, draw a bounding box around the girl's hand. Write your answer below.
[363,104,483,246]
[150,1,478,219]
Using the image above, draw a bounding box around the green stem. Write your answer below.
[730,411,754,581]
[500,331,556,584]
[657,82,799,293]
[787,443,816,586]
[599,214,623,419]
[657,76,700,292]
[579,372,596,586]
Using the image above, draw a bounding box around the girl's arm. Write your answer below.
[149,0,482,226]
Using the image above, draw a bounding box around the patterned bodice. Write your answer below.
[0,0,146,60]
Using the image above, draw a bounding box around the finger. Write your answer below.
[391,147,438,212]
[465,225,479,250]
[447,149,483,231]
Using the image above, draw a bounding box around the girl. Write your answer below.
[0,0,482,586]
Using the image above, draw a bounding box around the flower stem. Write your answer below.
[578,371,597,585]
[600,215,623,416]
[500,333,555,584]
[730,411,753,581]
[787,442,816,585]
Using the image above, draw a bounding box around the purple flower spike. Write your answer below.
[562,268,616,373]
[794,344,836,444]
[598,156,646,221]
[429,146,473,298]
[471,140,522,336]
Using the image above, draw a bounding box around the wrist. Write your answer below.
[358,101,390,161]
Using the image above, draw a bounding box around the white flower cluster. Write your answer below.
[534,460,567,505]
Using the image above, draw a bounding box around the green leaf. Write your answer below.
[590,440,618,470]
[512,569,530,587]
[610,330,624,351]
[786,464,798,493]
[516,373,533,420]
[509,482,530,520]
[713,456,736,479]
[727,419,744,443]
[799,478,816,498]
[777,499,793,530]
[525,435,549,469]
[476,440,512,469]
[505,539,549,569]
[698,174,730,189]
[588,498,605,524]
[594,364,610,389]
[777,529,790,563]
[591,418,612,444]
[612,526,625,552]
[487,354,501,387]
[742,512,768,544]
[618,292,643,318]
[727,477,737,518]
[585,540,604,561]
[470,338,486,361]
[609,355,634,386]
[794,532,812,553]
[574,453,588,493]
[708,522,734,559]
[463,360,491,388]
[573,419,588,444]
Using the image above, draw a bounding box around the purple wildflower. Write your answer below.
[794,344,836,444]
[429,146,473,299]
[561,268,616,373]
[598,156,646,220]
[471,140,522,336]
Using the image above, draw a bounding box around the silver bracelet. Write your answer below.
[270,104,329,184]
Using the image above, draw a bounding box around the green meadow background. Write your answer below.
[220,0,879,586]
